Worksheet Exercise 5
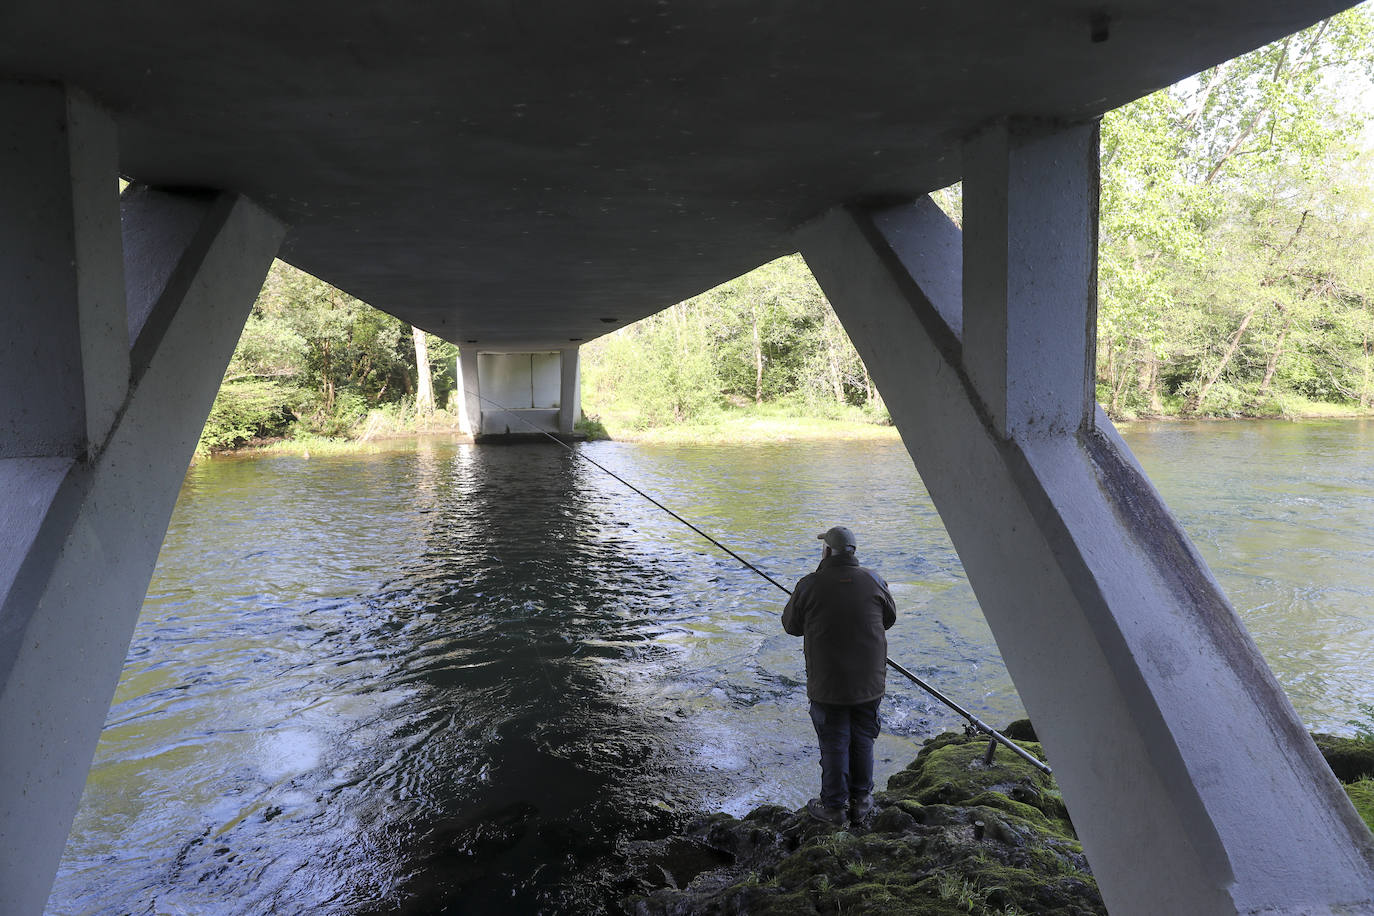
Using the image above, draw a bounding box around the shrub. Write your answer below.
[199,379,298,453]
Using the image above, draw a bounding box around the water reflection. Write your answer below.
[50,423,1374,914]
[52,440,944,915]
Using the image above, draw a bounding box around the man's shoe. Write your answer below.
[848,793,875,824]
[806,797,847,827]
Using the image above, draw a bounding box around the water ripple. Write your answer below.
[49,427,1374,914]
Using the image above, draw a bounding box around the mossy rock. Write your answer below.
[1313,733,1374,783]
[1346,778,1374,834]
[963,794,1065,840]
[1003,719,1039,742]
[627,731,1101,915]
[892,733,1068,828]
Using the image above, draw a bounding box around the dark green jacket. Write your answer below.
[782,552,897,704]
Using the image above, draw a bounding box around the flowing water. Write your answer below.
[47,420,1374,914]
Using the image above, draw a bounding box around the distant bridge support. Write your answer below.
[459,346,582,439]
[799,118,1374,915]
[0,82,284,915]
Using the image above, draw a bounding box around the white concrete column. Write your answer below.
[459,347,482,436]
[797,121,1374,915]
[454,351,473,435]
[962,119,1097,439]
[559,346,581,435]
[0,82,285,916]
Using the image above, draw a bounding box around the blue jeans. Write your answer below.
[808,698,882,809]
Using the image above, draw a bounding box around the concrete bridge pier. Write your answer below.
[459,346,582,439]
[799,118,1374,915]
[0,82,284,914]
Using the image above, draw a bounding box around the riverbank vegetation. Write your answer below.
[201,6,1374,452]
[580,254,892,436]
[1096,7,1374,419]
[198,262,465,453]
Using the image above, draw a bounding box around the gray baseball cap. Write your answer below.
[817,526,857,552]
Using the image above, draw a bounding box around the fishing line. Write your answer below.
[469,393,1051,773]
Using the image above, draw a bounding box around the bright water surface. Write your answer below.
[48,420,1374,914]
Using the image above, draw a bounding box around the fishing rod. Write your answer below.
[470,393,1051,774]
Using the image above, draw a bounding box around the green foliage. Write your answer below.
[1347,702,1374,743]
[198,379,300,453]
[204,261,457,450]
[1098,5,1374,418]
[583,301,721,426]
[1346,778,1374,834]
[583,255,886,428]
[574,414,610,440]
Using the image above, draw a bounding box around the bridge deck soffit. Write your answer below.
[0,1,1353,345]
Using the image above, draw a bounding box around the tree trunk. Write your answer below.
[1111,364,1131,415]
[1363,298,1372,409]
[1134,351,1151,409]
[412,325,434,414]
[322,341,335,413]
[751,304,763,404]
[1187,304,1258,414]
[1136,347,1164,414]
[1258,313,1291,397]
[675,302,691,358]
[1106,343,1121,415]
[827,343,844,404]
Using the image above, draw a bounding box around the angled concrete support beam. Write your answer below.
[798,119,1374,915]
[0,81,285,915]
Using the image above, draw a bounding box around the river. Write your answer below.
[46,419,1374,914]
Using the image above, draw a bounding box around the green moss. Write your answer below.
[774,841,843,887]
[964,793,1060,835]
[942,853,1104,916]
[630,732,1102,915]
[832,880,958,915]
[1346,779,1374,834]
[893,736,1066,827]
[1313,733,1374,783]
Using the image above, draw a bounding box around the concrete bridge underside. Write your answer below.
[2,4,1372,914]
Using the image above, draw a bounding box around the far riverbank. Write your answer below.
[202,400,1374,458]
[1105,397,1374,424]
[600,414,899,445]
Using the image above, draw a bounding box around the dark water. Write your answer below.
[48,422,1374,914]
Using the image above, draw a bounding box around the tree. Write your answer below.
[582,254,883,426]
[1097,4,1374,418]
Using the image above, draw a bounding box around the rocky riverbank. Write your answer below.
[619,725,1374,915]
[622,726,1102,915]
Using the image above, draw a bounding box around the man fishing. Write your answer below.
[783,525,897,826]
